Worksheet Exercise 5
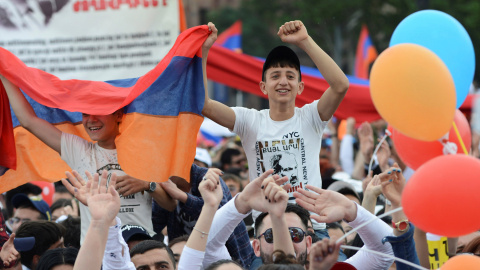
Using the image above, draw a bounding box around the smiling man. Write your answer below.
[201,20,349,239]
[0,74,176,243]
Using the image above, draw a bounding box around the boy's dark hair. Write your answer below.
[262,46,301,82]
[36,247,78,270]
[326,222,345,234]
[204,259,243,270]
[60,216,81,249]
[254,203,310,237]
[16,221,65,269]
[130,240,176,269]
[168,235,189,248]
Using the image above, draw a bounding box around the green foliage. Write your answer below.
[207,0,479,80]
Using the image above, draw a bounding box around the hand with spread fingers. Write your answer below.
[374,163,405,208]
[235,169,289,214]
[309,238,342,270]
[61,170,93,206]
[294,185,357,223]
[86,170,120,226]
[0,233,19,268]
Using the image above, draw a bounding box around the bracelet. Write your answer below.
[193,227,209,238]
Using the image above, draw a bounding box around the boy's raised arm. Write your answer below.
[201,22,236,131]
[278,20,349,121]
[0,75,62,153]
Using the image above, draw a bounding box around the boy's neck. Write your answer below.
[268,102,296,121]
[97,139,117,150]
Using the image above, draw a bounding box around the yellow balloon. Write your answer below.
[370,44,456,141]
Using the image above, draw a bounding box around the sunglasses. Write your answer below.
[257,227,306,244]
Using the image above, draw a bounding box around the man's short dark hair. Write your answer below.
[168,235,189,249]
[262,45,301,82]
[220,148,241,168]
[36,247,78,270]
[60,216,81,249]
[254,203,310,237]
[16,221,65,269]
[130,240,176,269]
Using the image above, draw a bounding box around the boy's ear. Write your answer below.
[259,81,268,95]
[297,81,304,95]
[115,109,124,123]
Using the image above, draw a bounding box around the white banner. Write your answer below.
[0,0,179,80]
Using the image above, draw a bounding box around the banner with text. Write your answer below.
[0,0,179,81]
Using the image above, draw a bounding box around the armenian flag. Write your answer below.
[354,25,378,79]
[0,25,210,192]
[215,20,242,53]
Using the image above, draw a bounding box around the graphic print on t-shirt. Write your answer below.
[97,164,140,214]
[255,131,307,198]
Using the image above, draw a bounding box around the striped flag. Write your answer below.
[0,25,210,192]
[354,24,378,79]
[215,20,242,53]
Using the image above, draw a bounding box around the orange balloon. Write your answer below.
[402,155,480,237]
[370,44,456,141]
[393,110,471,170]
[442,254,480,270]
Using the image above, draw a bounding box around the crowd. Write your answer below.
[0,19,479,270]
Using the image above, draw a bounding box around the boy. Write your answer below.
[201,20,349,234]
[0,74,175,242]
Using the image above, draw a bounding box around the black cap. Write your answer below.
[121,224,152,243]
[262,46,301,81]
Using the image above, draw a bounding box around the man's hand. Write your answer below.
[309,238,342,270]
[0,233,19,268]
[87,171,120,226]
[235,169,289,214]
[159,179,188,204]
[277,20,309,46]
[261,176,289,218]
[62,170,92,206]
[202,22,218,52]
[294,185,357,223]
[198,172,223,208]
[115,175,149,197]
[358,122,374,162]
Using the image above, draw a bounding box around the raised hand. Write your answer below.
[374,163,405,207]
[358,121,374,162]
[202,22,218,52]
[309,238,342,270]
[277,20,309,45]
[294,185,357,223]
[376,139,391,172]
[236,169,289,214]
[0,233,19,268]
[87,171,120,225]
[62,170,93,206]
[198,172,223,208]
[159,179,188,204]
[261,176,289,218]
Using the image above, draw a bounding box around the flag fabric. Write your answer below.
[0,25,210,192]
[0,85,15,175]
[354,25,378,79]
[215,20,242,53]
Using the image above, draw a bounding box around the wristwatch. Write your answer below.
[392,219,409,232]
[147,182,157,193]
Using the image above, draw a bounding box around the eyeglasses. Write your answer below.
[8,217,31,225]
[257,227,306,244]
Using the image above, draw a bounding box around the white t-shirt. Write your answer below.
[61,133,154,242]
[232,101,328,229]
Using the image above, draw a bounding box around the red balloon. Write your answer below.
[442,254,480,270]
[392,110,471,170]
[402,155,480,237]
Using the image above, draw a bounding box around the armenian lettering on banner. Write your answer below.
[0,0,179,81]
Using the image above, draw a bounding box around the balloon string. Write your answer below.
[368,129,391,173]
[452,121,468,155]
[340,245,429,270]
[336,206,402,245]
